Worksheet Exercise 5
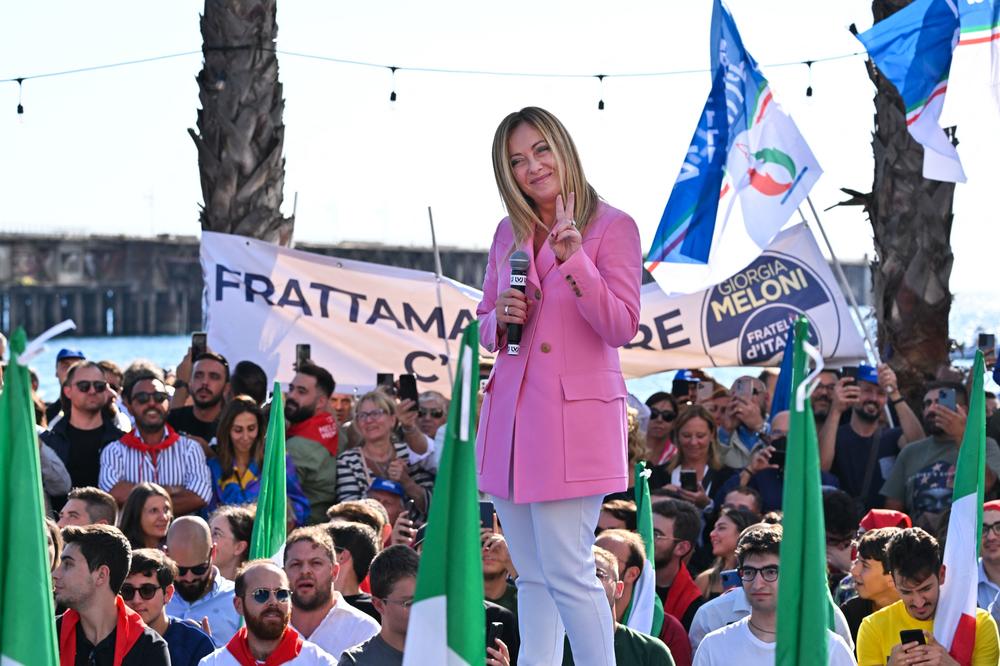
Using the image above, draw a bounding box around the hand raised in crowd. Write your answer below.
[486,637,511,666]
[877,363,901,399]
[663,483,711,510]
[730,396,764,432]
[386,458,412,485]
[931,402,968,443]
[200,616,213,638]
[832,377,861,413]
[396,399,419,431]
[175,346,195,386]
[482,533,517,579]
[746,445,778,476]
[496,288,528,332]
[390,513,418,547]
[549,192,582,264]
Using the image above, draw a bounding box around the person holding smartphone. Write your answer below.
[476,107,642,666]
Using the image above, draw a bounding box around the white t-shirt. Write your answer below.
[198,638,337,665]
[694,617,856,666]
[294,592,380,660]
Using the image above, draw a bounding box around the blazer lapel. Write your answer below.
[534,239,557,282]
[517,235,542,294]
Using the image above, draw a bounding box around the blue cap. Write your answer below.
[857,363,879,386]
[674,369,696,381]
[56,348,85,362]
[368,477,405,497]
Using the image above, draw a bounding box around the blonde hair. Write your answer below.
[491,107,599,249]
[666,405,723,473]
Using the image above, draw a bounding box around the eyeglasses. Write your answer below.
[649,408,676,422]
[120,583,161,600]
[74,380,108,393]
[380,596,414,609]
[418,408,444,419]
[357,409,388,421]
[251,587,291,604]
[984,522,1000,538]
[132,391,169,405]
[176,561,211,576]
[739,565,779,582]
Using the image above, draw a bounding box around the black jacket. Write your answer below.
[41,413,126,506]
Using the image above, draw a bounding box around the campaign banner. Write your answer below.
[201,223,865,396]
[620,223,866,376]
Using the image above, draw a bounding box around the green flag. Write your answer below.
[776,316,831,665]
[249,382,288,560]
[403,322,485,666]
[622,461,665,637]
[0,328,59,666]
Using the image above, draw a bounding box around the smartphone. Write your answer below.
[680,470,698,493]
[696,381,714,403]
[376,373,395,395]
[769,437,787,469]
[720,569,741,591]
[899,629,926,646]
[979,333,996,353]
[733,377,753,401]
[406,497,419,521]
[295,343,311,369]
[938,388,957,412]
[841,366,859,384]
[413,524,427,548]
[486,621,504,652]
[191,331,207,359]
[672,378,692,399]
[398,373,419,408]
[479,501,496,530]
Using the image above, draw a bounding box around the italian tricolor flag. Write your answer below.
[403,323,485,666]
[622,462,664,637]
[934,351,987,665]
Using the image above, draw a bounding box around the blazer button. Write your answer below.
[540,342,552,353]
[535,289,542,299]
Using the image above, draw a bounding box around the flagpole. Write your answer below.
[428,206,455,387]
[800,197,879,364]
[801,196,895,427]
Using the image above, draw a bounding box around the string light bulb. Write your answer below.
[596,74,606,110]
[805,61,814,97]
[389,66,398,102]
[16,78,24,116]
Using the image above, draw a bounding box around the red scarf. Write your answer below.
[286,412,339,457]
[226,626,304,666]
[119,424,180,466]
[663,562,702,621]
[59,596,147,666]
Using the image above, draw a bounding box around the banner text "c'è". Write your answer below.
[214,264,475,341]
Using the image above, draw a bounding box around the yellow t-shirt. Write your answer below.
[856,600,999,666]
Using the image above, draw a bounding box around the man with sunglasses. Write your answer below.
[201,560,337,665]
[416,391,449,438]
[166,516,240,648]
[694,523,856,665]
[98,370,212,516]
[122,548,214,666]
[42,360,127,507]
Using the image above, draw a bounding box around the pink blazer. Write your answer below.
[475,201,643,503]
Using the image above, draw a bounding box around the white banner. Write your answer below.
[201,223,865,396]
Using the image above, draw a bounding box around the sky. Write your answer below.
[2,0,998,295]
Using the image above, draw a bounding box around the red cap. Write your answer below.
[859,509,912,531]
[984,500,1000,513]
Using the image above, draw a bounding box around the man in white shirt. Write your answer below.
[199,560,336,665]
[694,523,856,666]
[284,527,379,659]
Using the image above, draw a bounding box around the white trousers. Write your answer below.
[492,493,616,666]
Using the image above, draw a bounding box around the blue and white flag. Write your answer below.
[646,0,821,296]
[856,0,967,182]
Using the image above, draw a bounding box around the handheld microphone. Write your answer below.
[507,250,530,355]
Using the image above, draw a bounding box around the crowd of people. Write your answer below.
[5,330,1000,665]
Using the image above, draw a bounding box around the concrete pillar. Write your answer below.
[73,291,85,334]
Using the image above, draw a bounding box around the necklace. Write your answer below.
[748,619,776,635]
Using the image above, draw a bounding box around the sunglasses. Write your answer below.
[418,408,444,419]
[120,583,161,601]
[176,561,211,576]
[649,408,676,422]
[74,380,108,393]
[984,522,1000,538]
[739,565,779,583]
[251,587,291,604]
[132,391,169,405]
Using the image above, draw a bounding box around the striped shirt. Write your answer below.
[99,431,213,503]
[335,440,435,505]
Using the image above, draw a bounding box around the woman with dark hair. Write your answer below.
[208,504,254,581]
[695,505,761,599]
[206,395,310,527]
[645,391,679,474]
[118,482,173,550]
[476,106,642,664]
[44,516,63,572]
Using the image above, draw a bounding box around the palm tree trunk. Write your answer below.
[189,0,293,246]
[865,0,956,397]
